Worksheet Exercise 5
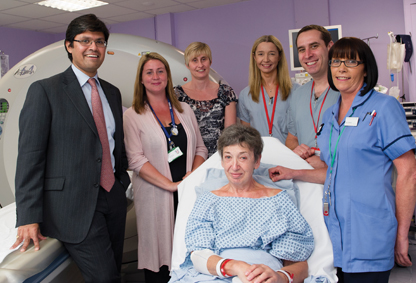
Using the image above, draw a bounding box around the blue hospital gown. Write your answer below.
[169,190,314,282]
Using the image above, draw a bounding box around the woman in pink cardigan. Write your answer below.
[123,52,208,283]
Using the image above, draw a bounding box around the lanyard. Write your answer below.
[324,108,356,214]
[310,81,330,142]
[261,84,279,136]
[148,98,177,150]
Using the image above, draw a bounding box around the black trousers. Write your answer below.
[144,265,170,283]
[337,267,391,283]
[63,181,127,283]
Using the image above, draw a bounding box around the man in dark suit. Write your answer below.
[12,14,130,283]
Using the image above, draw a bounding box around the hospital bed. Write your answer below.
[171,137,337,282]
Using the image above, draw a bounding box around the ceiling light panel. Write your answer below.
[36,0,108,12]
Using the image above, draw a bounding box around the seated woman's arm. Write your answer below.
[202,255,307,283]
[281,260,308,283]
[243,260,308,283]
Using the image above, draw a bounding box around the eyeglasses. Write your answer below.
[73,39,107,47]
[329,59,364,67]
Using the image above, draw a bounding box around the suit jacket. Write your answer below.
[15,66,130,244]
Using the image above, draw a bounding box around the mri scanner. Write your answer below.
[0,33,224,282]
[0,33,337,282]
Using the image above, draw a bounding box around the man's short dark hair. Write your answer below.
[64,14,109,62]
[296,24,332,47]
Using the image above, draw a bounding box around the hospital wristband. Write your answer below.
[216,259,226,278]
[276,269,294,283]
[220,259,232,277]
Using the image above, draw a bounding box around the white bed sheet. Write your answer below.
[171,137,336,282]
[0,203,21,263]
[0,202,67,283]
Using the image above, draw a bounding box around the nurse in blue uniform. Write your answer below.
[269,37,416,283]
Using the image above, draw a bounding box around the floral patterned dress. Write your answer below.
[174,83,237,157]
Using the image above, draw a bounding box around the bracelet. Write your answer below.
[216,259,226,278]
[220,258,232,277]
[276,269,294,283]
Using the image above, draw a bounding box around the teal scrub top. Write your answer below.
[237,85,298,144]
[287,80,340,148]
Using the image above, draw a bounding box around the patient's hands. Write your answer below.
[227,260,284,283]
[226,260,251,282]
[244,264,285,283]
[11,223,47,252]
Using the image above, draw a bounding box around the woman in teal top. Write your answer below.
[237,35,297,143]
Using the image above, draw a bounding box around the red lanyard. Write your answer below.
[261,84,279,136]
[309,81,330,139]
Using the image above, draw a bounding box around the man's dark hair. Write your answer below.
[296,24,332,47]
[64,14,109,62]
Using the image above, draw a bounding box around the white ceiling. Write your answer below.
[0,0,248,34]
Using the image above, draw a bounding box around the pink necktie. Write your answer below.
[89,78,115,192]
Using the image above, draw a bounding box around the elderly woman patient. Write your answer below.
[170,124,314,283]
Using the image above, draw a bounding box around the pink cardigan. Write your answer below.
[123,102,207,271]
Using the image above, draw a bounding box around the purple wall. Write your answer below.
[0,0,408,99]
[0,27,58,70]
[108,17,155,40]
[329,0,407,98]
[294,0,329,28]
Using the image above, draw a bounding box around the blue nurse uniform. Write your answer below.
[317,86,415,272]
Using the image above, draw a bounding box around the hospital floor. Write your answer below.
[122,232,416,283]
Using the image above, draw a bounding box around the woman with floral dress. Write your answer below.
[175,42,237,157]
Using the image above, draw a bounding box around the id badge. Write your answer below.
[345,117,359,126]
[323,202,329,216]
[168,147,183,163]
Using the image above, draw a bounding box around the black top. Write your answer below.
[164,123,187,218]
[164,123,187,182]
